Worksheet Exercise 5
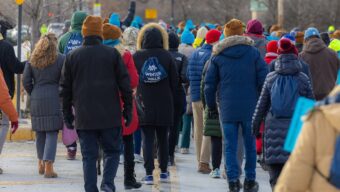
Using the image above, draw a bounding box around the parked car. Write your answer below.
[47,23,65,37]
[7,25,31,45]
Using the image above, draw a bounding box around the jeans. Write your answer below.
[180,114,192,148]
[141,126,169,175]
[78,128,122,192]
[36,131,58,162]
[223,121,256,182]
[123,134,135,180]
[211,136,222,170]
[133,128,142,155]
[0,114,9,154]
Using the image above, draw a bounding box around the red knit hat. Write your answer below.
[278,38,298,55]
[266,40,278,53]
[206,29,222,44]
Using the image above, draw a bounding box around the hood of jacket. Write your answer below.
[137,23,168,50]
[303,38,327,54]
[212,35,254,57]
[71,11,88,32]
[274,54,302,75]
[123,27,139,46]
[168,32,180,49]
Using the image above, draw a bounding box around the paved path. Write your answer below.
[0,142,271,192]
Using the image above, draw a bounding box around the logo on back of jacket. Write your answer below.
[64,32,83,54]
[140,57,168,83]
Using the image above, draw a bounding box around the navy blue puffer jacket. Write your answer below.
[204,36,268,123]
[252,53,314,164]
[187,44,213,102]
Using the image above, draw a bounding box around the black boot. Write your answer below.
[124,174,142,190]
[228,180,241,192]
[244,180,259,192]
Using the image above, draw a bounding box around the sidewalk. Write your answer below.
[0,142,271,192]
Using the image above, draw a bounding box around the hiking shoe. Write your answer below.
[160,172,170,183]
[67,148,76,160]
[142,175,154,185]
[244,180,259,192]
[228,180,241,192]
[198,162,211,174]
[124,177,142,190]
[180,148,189,154]
[134,154,143,163]
[210,168,221,178]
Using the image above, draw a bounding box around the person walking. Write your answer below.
[61,16,133,192]
[275,92,340,192]
[204,19,268,192]
[300,27,340,100]
[200,30,222,179]
[133,23,178,185]
[0,29,24,174]
[245,19,267,58]
[187,29,221,173]
[122,26,144,163]
[168,31,188,165]
[252,38,314,189]
[0,68,19,174]
[58,11,88,160]
[102,23,142,190]
[179,29,195,58]
[23,33,64,178]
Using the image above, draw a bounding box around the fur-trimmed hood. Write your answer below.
[213,35,254,56]
[137,23,169,50]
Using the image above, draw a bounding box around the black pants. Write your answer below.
[78,128,122,192]
[268,163,284,189]
[211,136,222,170]
[169,107,183,157]
[142,126,169,175]
[123,134,135,181]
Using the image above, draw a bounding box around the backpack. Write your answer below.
[316,135,340,189]
[140,57,168,83]
[64,32,83,54]
[270,75,300,118]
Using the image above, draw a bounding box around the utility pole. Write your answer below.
[278,0,284,27]
[15,0,24,118]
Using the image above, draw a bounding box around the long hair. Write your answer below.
[30,33,58,69]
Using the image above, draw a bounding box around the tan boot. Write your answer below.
[198,162,211,174]
[38,160,45,175]
[44,161,58,178]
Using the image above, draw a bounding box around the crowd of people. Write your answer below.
[1,3,340,192]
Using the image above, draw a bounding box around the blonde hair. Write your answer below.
[30,33,58,69]
[114,37,126,56]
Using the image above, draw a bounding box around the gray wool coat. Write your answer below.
[23,54,64,132]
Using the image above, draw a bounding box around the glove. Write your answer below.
[11,121,19,134]
[207,107,219,119]
[64,115,75,130]
[123,110,132,127]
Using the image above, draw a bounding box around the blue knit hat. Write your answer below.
[282,33,296,45]
[185,19,195,31]
[181,30,195,44]
[109,13,121,27]
[304,27,320,40]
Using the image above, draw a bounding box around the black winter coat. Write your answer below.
[133,23,178,126]
[169,49,187,110]
[0,39,25,98]
[61,36,132,130]
[252,54,314,164]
